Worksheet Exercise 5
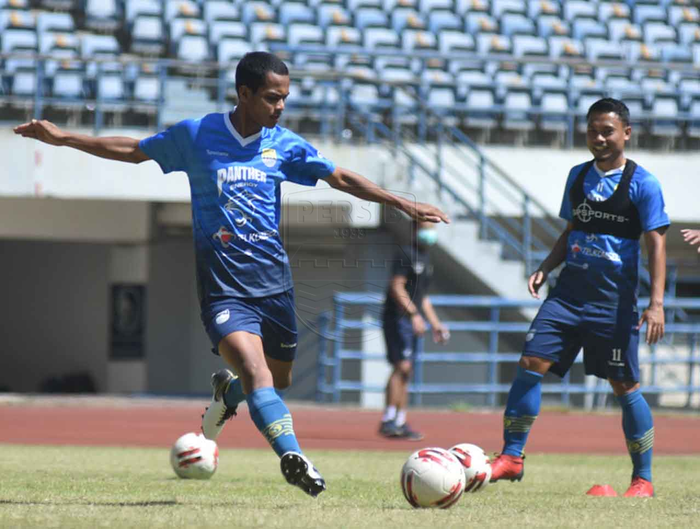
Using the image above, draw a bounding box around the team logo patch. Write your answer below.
[215,309,230,325]
[525,331,536,342]
[213,226,235,248]
[573,202,594,223]
[570,240,582,256]
[261,148,277,168]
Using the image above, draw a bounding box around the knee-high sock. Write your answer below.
[223,377,246,409]
[502,367,543,457]
[616,389,654,482]
[247,387,301,457]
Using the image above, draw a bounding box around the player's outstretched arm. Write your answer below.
[528,223,573,298]
[13,119,150,164]
[323,167,450,224]
[639,227,667,344]
[681,229,700,253]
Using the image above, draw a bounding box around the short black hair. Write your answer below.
[587,98,630,127]
[235,52,288,95]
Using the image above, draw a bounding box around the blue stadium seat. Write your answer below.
[477,34,511,55]
[203,1,239,24]
[464,88,497,129]
[1,28,36,53]
[10,68,36,96]
[40,33,80,77]
[421,68,452,86]
[125,0,161,24]
[131,16,165,55]
[250,23,286,45]
[34,0,77,10]
[402,29,437,52]
[0,8,35,31]
[503,90,534,131]
[539,91,569,132]
[609,20,642,43]
[599,2,631,22]
[634,4,667,26]
[492,0,526,17]
[527,0,560,19]
[576,92,605,131]
[572,18,607,41]
[383,0,418,13]
[176,34,210,62]
[438,30,475,54]
[650,96,681,137]
[455,69,492,90]
[287,24,324,46]
[242,2,276,24]
[500,13,535,37]
[644,22,676,46]
[355,8,389,29]
[428,10,460,33]
[563,1,596,22]
[81,34,120,58]
[85,0,120,32]
[97,73,125,102]
[417,0,452,15]
[687,98,700,138]
[587,39,624,61]
[37,12,74,34]
[374,55,411,73]
[391,8,425,31]
[217,39,252,63]
[326,26,361,48]
[537,16,569,38]
[51,68,83,99]
[279,2,315,25]
[678,77,700,109]
[0,0,28,8]
[549,36,584,58]
[348,0,382,11]
[605,74,640,98]
[659,43,692,64]
[308,84,340,107]
[170,18,207,44]
[512,35,547,57]
[465,12,498,35]
[133,75,160,103]
[165,0,201,22]
[318,5,351,28]
[349,83,385,110]
[531,72,566,93]
[669,5,699,28]
[678,23,700,46]
[209,21,247,46]
[364,27,400,49]
[426,87,456,122]
[378,65,413,82]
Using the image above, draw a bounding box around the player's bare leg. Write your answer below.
[611,380,655,498]
[491,356,552,482]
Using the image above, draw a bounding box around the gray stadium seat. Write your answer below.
[379,65,413,83]
[661,44,693,64]
[11,68,36,96]
[464,88,497,129]
[133,75,160,103]
[349,83,383,110]
[98,74,125,102]
[51,68,83,99]
[85,0,120,32]
[650,97,681,137]
[131,15,165,54]
[217,39,252,63]
[176,35,210,62]
[539,92,569,132]
[503,90,534,131]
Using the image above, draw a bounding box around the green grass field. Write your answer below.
[0,446,698,529]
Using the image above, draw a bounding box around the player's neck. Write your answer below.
[229,109,262,138]
[595,154,626,173]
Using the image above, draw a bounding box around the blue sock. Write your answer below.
[246,387,301,458]
[502,367,543,457]
[616,389,654,482]
[223,377,246,409]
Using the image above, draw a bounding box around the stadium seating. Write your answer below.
[1,0,699,143]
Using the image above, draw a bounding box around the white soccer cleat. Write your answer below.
[201,369,237,441]
[280,452,326,498]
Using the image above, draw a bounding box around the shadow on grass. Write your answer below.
[0,500,178,507]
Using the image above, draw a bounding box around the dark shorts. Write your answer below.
[383,313,419,364]
[201,289,298,362]
[523,295,640,381]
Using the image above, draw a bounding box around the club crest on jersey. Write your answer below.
[213,226,235,248]
[570,240,582,256]
[261,148,277,168]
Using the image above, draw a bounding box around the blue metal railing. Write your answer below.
[316,293,700,408]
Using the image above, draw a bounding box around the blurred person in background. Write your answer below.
[379,221,450,441]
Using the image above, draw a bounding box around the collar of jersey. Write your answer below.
[593,161,625,178]
[224,111,262,147]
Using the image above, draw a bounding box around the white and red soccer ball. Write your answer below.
[400,447,467,508]
[170,432,219,480]
[449,443,492,493]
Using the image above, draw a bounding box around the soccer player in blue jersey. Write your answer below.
[489,99,668,498]
[13,52,449,497]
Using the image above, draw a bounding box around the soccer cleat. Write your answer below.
[394,423,424,441]
[280,452,326,498]
[489,454,525,483]
[379,420,399,438]
[201,369,238,440]
[623,476,654,498]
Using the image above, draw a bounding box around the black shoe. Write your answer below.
[379,420,399,437]
[394,423,424,441]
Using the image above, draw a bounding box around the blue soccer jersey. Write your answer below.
[139,112,335,304]
[555,161,669,305]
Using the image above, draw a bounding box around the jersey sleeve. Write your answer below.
[390,247,413,278]
[558,166,579,221]
[634,174,670,232]
[138,120,191,174]
[282,135,336,186]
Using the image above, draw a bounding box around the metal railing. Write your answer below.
[316,293,700,409]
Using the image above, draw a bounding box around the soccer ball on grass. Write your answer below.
[400,447,466,508]
[449,443,492,493]
[170,432,219,480]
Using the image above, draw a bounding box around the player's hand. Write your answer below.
[681,229,700,253]
[528,269,548,299]
[432,324,450,345]
[13,119,67,146]
[402,201,450,224]
[638,305,665,345]
[411,313,426,336]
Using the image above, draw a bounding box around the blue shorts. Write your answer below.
[201,289,298,362]
[523,295,640,382]
[383,313,418,364]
